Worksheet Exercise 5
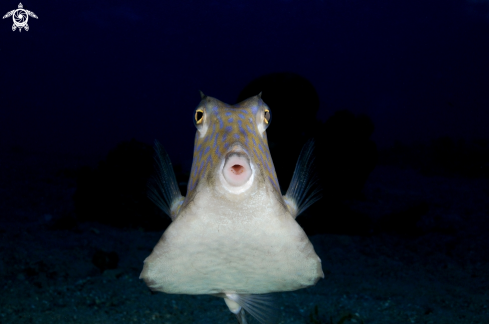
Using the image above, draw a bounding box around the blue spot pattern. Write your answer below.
[186,95,280,195]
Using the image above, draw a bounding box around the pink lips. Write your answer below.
[222,153,252,187]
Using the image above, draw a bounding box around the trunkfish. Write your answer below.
[140,92,323,323]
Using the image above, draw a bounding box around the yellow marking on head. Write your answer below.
[195,108,204,125]
[264,109,271,125]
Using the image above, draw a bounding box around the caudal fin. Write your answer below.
[225,293,278,324]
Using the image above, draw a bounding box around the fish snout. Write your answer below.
[222,151,252,187]
[219,144,254,193]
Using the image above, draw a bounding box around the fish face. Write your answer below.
[187,94,281,201]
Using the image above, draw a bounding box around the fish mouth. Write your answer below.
[220,144,254,193]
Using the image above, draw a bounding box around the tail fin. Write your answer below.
[225,294,278,324]
[235,308,248,324]
[284,139,322,218]
[147,141,184,221]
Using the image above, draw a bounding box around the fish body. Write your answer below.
[140,93,323,323]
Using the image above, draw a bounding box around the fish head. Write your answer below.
[186,93,281,201]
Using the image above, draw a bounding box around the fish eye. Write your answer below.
[195,108,204,125]
[264,109,271,125]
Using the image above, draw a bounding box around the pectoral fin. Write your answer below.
[147,141,184,221]
[284,139,322,218]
